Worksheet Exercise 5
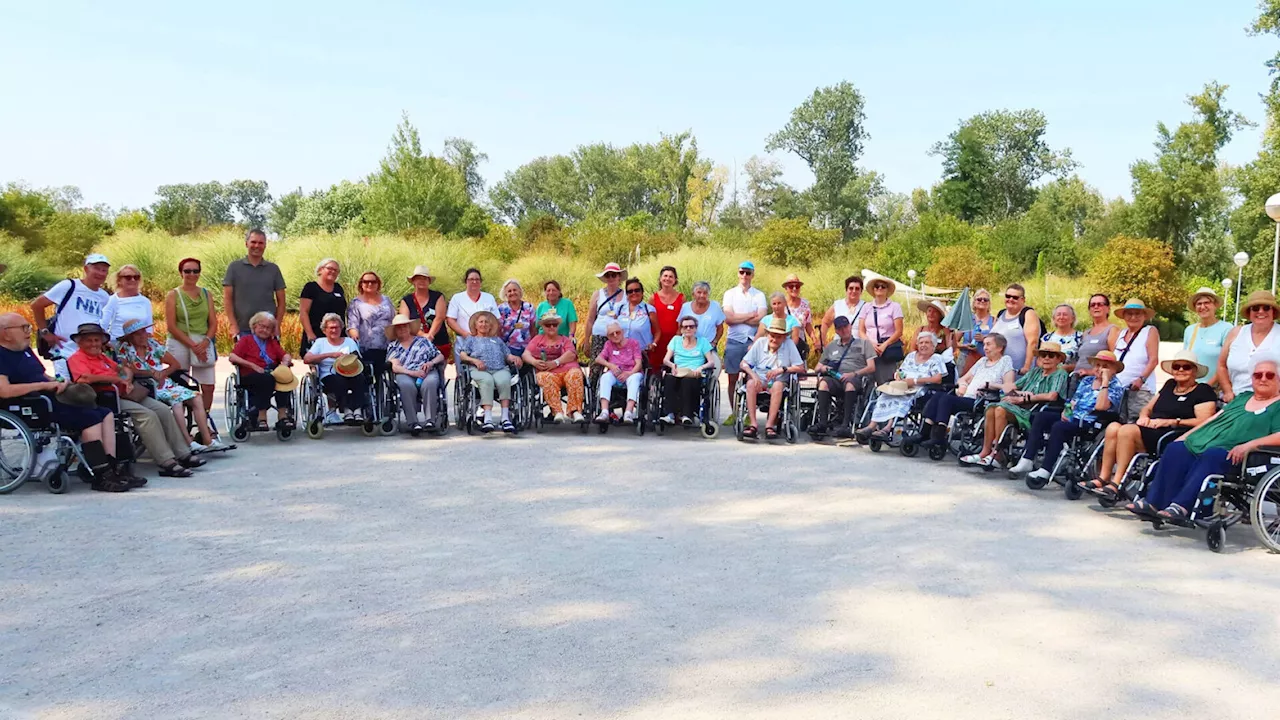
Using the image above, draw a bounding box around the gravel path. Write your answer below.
[2,367,1279,719]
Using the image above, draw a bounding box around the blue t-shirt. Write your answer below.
[0,345,49,385]
[677,301,726,343]
[1183,321,1233,384]
[668,336,712,370]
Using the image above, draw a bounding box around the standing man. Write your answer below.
[721,260,767,425]
[31,253,112,380]
[223,228,286,338]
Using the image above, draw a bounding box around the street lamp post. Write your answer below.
[1265,194,1280,293]
[1233,252,1250,325]
[907,269,917,297]
[1221,278,1233,322]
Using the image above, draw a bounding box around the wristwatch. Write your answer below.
[38,328,49,336]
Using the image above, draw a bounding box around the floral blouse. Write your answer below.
[1064,375,1125,424]
[497,302,536,354]
[786,298,812,330]
[347,295,394,351]
[897,351,948,384]
[110,338,196,405]
[387,336,441,372]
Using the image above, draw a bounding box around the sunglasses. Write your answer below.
[681,324,697,330]
[1255,371,1277,381]
[626,288,643,294]
[118,274,140,281]
[1171,363,1197,372]
[1088,302,1108,308]
[1005,294,1023,300]
[739,269,753,276]
[181,268,201,275]
[974,298,990,303]
[784,283,801,289]
[1037,352,1060,359]
[360,279,380,285]
[1249,306,1273,313]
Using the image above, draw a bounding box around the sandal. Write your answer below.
[1157,504,1190,522]
[158,463,193,478]
[1084,478,1107,490]
[765,426,779,440]
[743,425,758,439]
[1093,483,1120,500]
[1126,499,1155,517]
[178,456,206,469]
[255,421,269,432]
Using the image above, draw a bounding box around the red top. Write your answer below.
[232,334,287,370]
[67,350,122,391]
[649,291,685,369]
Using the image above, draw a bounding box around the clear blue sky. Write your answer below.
[2,0,1273,211]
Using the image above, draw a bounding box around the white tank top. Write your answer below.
[831,299,865,327]
[1115,325,1157,392]
[1226,322,1280,394]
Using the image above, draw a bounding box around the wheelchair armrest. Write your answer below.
[97,390,121,411]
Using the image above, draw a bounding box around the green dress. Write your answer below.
[1184,392,1280,455]
[993,367,1069,429]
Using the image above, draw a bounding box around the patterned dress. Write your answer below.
[111,338,197,405]
[992,367,1070,429]
[871,352,948,423]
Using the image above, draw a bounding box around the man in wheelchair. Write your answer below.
[739,317,806,440]
[0,313,130,492]
[810,315,876,438]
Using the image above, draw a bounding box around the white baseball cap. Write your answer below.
[84,253,110,266]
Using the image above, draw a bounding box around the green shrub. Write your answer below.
[749,218,840,268]
[1085,236,1183,317]
[0,236,63,299]
[925,245,998,291]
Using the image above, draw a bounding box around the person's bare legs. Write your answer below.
[744,377,761,427]
[980,407,998,456]
[766,381,784,429]
[1098,422,1122,484]
[726,373,739,418]
[188,398,216,445]
[1106,424,1146,486]
[172,403,195,445]
[200,383,214,414]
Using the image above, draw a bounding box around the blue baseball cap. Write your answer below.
[738,261,755,272]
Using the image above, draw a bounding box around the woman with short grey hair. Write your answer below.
[300,257,347,349]
[1040,302,1083,372]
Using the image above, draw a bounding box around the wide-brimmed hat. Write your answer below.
[119,318,153,339]
[1037,341,1067,360]
[1091,349,1125,373]
[468,310,498,336]
[69,323,109,342]
[383,313,421,340]
[406,265,435,283]
[1114,298,1156,321]
[917,299,947,316]
[335,353,364,378]
[764,317,789,336]
[57,382,99,409]
[782,273,804,288]
[877,380,913,396]
[271,365,299,392]
[1241,290,1280,316]
[1159,348,1209,379]
[539,311,563,327]
[596,262,626,279]
[1187,287,1223,311]
[867,277,897,295]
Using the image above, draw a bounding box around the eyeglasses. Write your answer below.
[321,266,339,273]
[783,283,800,289]
[1005,294,1023,301]
[1037,352,1060,359]
[626,288,643,295]
[1254,371,1277,380]
[973,298,989,303]
[117,274,140,281]
[1171,363,1197,372]
[1088,302,1108,308]
[1,323,31,332]
[360,279,379,285]
[181,268,201,275]
[739,270,753,276]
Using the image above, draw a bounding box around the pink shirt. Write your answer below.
[525,334,579,374]
[596,338,643,372]
[860,300,903,343]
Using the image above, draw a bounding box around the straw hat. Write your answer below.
[1114,298,1156,321]
[406,265,435,283]
[1187,287,1223,311]
[877,380,913,396]
[1159,348,1209,379]
[782,273,804,288]
[1241,290,1280,315]
[271,365,299,392]
[1091,349,1125,374]
[596,262,626,279]
[119,317,153,340]
[539,310,563,327]
[468,310,498,336]
[1037,341,1067,360]
[334,353,364,378]
[383,313,421,340]
[916,299,947,316]
[57,383,99,409]
[764,317,789,335]
[867,277,897,295]
[69,323,109,342]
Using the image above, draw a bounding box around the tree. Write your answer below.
[152,182,233,234]
[113,209,154,233]
[224,179,272,229]
[288,181,367,234]
[930,109,1075,223]
[1231,3,1280,287]
[362,114,471,235]
[1086,236,1183,316]
[42,211,111,267]
[749,218,840,268]
[443,138,488,201]
[268,189,303,236]
[686,163,727,230]
[925,244,998,291]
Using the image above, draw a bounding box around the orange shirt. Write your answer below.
[67,350,122,391]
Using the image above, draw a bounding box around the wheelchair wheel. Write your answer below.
[307,419,324,439]
[361,421,377,437]
[701,422,719,439]
[46,467,71,494]
[1206,520,1227,553]
[1249,467,1280,553]
[927,443,946,461]
[900,441,918,458]
[1025,472,1050,490]
[0,411,36,494]
[1064,477,1084,501]
[222,376,238,438]
[869,438,882,453]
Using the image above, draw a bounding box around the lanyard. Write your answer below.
[252,335,271,366]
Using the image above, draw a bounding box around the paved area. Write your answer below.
[3,365,1280,719]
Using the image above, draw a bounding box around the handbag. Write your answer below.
[873,305,905,363]
[178,288,216,368]
[124,378,155,403]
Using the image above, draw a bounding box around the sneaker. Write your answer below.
[554,412,568,423]
[833,426,853,439]
[595,411,611,424]
[660,413,676,425]
[91,475,130,492]
[423,420,436,432]
[571,411,586,424]
[1009,458,1035,475]
[961,454,991,467]
[680,415,694,427]
[622,410,635,424]
[410,423,423,437]
[205,438,230,451]
[1028,468,1051,482]
[613,408,624,421]
[501,419,516,433]
[481,420,495,433]
[189,440,207,454]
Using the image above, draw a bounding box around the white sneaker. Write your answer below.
[660,413,676,425]
[595,411,611,424]
[189,440,207,453]
[623,410,636,424]
[205,438,230,451]
[961,454,992,467]
[613,407,624,421]
[1028,468,1051,481]
[571,411,585,424]
[553,412,568,423]
[1009,458,1035,475]
[325,410,343,425]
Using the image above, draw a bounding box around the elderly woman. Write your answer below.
[346,270,393,374]
[1087,350,1217,497]
[962,342,1069,467]
[536,280,578,340]
[304,312,368,423]
[300,258,346,348]
[586,262,628,358]
[782,273,817,359]
[1041,304,1082,372]
[386,314,444,435]
[1183,287,1231,386]
[446,268,499,341]
[1216,290,1280,402]
[229,312,295,431]
[594,321,644,424]
[953,288,995,376]
[659,315,717,426]
[524,311,585,423]
[1112,299,1160,422]
[618,277,658,358]
[755,291,803,347]
[399,265,451,359]
[68,322,203,478]
[859,331,947,441]
[497,279,537,357]
[1128,356,1280,523]
[1022,350,1126,483]
[113,318,226,453]
[821,275,867,347]
[676,281,725,345]
[649,266,684,369]
[459,310,522,433]
[859,277,904,384]
[1076,294,1120,376]
[991,283,1041,376]
[740,317,807,440]
[914,300,951,354]
[916,334,1016,448]
[101,264,153,341]
[164,257,218,412]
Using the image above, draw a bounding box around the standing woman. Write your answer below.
[496,279,537,358]
[820,275,866,347]
[1041,303,1084,372]
[347,271,394,374]
[398,265,451,360]
[649,266,684,370]
[101,264,154,340]
[618,277,659,360]
[586,262,628,359]
[859,277,904,385]
[991,283,1040,376]
[676,281,726,346]
[755,292,803,348]
[535,280,578,340]
[299,258,346,350]
[953,288,995,376]
[164,257,218,413]
[1183,287,1232,386]
[1216,290,1280,402]
[1075,294,1120,377]
[1113,299,1160,423]
[445,267,499,343]
[913,300,951,355]
[782,273,816,359]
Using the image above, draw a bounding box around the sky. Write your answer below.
[2,0,1276,212]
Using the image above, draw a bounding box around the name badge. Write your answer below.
[1178,396,1187,402]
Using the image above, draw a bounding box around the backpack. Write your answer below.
[38,281,78,360]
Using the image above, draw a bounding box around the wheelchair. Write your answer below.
[851,386,939,457]
[585,362,651,436]
[453,362,531,435]
[223,371,298,443]
[969,399,1064,475]
[646,363,721,439]
[930,387,1002,462]
[528,366,591,434]
[805,372,873,442]
[0,394,100,494]
[1088,429,1182,508]
[1024,408,1123,500]
[393,366,449,436]
[733,371,801,443]
[299,361,397,440]
[165,370,234,453]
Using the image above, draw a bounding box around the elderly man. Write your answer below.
[0,313,130,491]
[740,317,806,440]
[812,315,877,438]
[222,228,286,338]
[31,252,112,380]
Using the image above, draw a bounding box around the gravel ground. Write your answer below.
[2,363,1280,719]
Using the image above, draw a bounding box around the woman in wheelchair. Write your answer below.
[914,334,1015,449]
[229,312,296,432]
[458,310,522,433]
[658,316,717,426]
[113,318,227,453]
[386,314,445,435]
[68,322,204,478]
[0,313,130,492]
[304,312,368,423]
[1087,350,1217,498]
[1127,357,1280,523]
[594,322,645,425]
[523,311,586,424]
[1019,350,1125,483]
[739,317,806,440]
[859,331,947,441]
[961,341,1069,467]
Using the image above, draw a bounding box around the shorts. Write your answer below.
[50,401,111,432]
[724,339,751,374]
[165,338,216,385]
[1124,388,1155,424]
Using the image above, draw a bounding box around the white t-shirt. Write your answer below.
[742,336,804,374]
[101,293,155,339]
[722,286,767,344]
[446,291,498,334]
[308,337,360,378]
[42,279,109,354]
